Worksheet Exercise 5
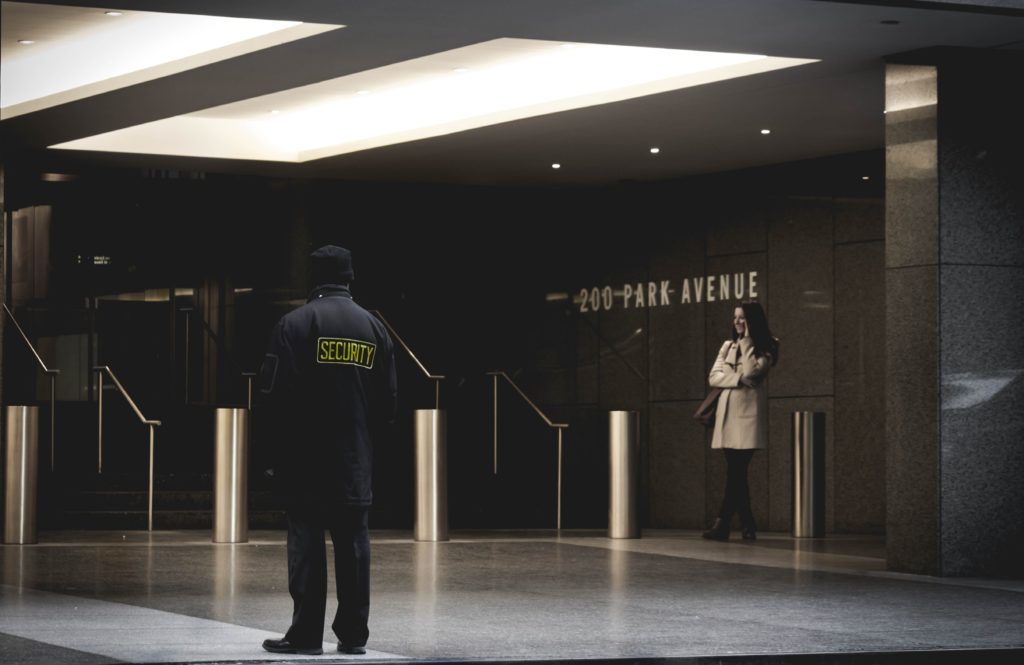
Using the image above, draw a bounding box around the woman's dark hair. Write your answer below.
[731,301,780,366]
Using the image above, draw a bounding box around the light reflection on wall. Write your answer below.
[942,370,1021,410]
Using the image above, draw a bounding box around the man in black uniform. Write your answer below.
[260,245,397,656]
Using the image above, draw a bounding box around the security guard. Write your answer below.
[260,245,397,656]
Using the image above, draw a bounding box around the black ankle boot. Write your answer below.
[741,516,757,540]
[702,518,730,541]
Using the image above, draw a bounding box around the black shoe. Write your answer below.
[262,638,323,655]
[741,516,757,540]
[701,518,730,541]
[338,643,367,655]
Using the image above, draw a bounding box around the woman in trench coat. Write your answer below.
[702,301,779,541]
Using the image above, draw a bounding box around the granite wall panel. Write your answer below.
[885,265,940,574]
[885,64,938,270]
[835,198,884,245]
[939,265,1024,576]
[648,234,706,402]
[649,401,706,528]
[767,199,834,398]
[835,241,886,532]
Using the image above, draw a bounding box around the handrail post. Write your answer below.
[97,371,104,474]
[242,372,256,410]
[182,308,191,404]
[148,424,155,531]
[492,374,499,474]
[49,372,56,472]
[557,428,563,531]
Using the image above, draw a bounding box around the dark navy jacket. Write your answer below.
[258,284,397,506]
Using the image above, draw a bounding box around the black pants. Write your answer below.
[284,503,370,648]
[718,449,756,528]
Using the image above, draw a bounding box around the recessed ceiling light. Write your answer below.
[40,172,77,182]
[760,128,771,135]
[862,176,870,181]
[17,39,35,45]
[650,147,660,154]
[104,11,123,17]
[551,163,561,169]
[52,38,817,161]
[1,5,341,119]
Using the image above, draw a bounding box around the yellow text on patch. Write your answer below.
[316,337,376,369]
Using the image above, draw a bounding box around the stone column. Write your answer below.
[1,165,6,450]
[885,48,1024,576]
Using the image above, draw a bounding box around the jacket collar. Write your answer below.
[307,283,352,302]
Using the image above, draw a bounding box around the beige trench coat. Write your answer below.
[708,338,772,450]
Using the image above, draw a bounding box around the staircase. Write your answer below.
[37,401,287,531]
[42,472,286,530]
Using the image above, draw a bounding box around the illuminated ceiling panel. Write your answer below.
[0,1,340,118]
[51,38,817,161]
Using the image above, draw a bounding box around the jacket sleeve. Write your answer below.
[709,341,741,388]
[253,319,299,477]
[738,337,772,386]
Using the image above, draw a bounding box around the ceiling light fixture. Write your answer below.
[650,147,660,154]
[552,163,561,169]
[52,38,817,161]
[17,39,35,45]
[1,4,341,119]
[760,128,772,135]
[104,11,124,17]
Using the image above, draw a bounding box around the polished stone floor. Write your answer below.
[1,529,1023,664]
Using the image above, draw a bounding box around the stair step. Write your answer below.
[51,510,286,530]
[53,490,283,511]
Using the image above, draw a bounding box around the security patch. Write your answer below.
[316,337,377,369]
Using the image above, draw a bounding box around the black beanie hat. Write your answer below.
[310,245,354,284]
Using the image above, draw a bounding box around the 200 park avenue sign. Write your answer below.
[576,271,759,312]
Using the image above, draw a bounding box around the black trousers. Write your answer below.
[718,448,756,528]
[284,503,370,648]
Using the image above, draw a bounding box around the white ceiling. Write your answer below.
[2,0,1023,185]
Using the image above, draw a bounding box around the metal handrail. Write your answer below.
[576,314,646,380]
[180,307,255,408]
[3,303,60,471]
[487,370,569,530]
[242,372,257,410]
[371,310,445,410]
[93,365,161,531]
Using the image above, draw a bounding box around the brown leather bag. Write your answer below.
[693,388,723,427]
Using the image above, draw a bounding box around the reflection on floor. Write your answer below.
[2,529,1023,664]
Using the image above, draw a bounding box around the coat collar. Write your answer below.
[307,284,352,302]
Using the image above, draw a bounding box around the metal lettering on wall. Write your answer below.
[575,271,759,312]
